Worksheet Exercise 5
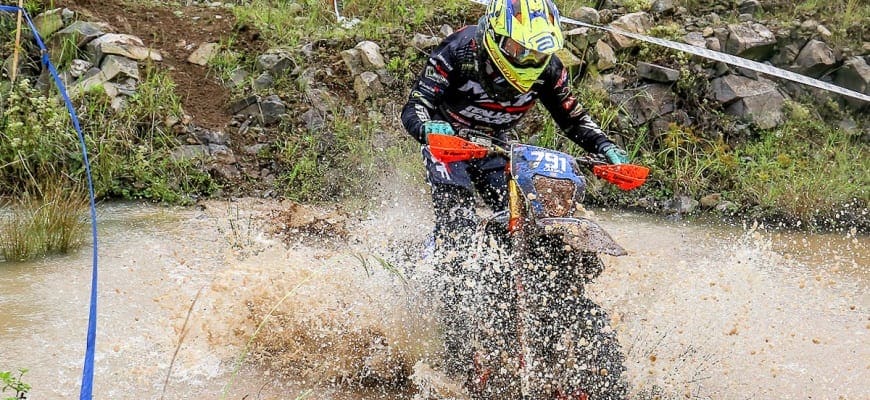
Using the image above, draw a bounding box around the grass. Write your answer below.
[732,102,868,225]
[0,179,88,262]
[2,0,867,235]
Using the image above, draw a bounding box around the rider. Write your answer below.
[400,0,629,377]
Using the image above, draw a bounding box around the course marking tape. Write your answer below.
[468,0,869,103]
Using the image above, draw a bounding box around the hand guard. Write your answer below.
[422,120,455,143]
[602,145,629,165]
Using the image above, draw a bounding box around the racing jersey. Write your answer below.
[400,25,616,154]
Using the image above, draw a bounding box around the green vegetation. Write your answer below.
[0,64,217,260]
[0,369,29,400]
[0,0,866,263]
[0,179,88,262]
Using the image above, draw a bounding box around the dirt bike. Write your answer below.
[426,131,648,400]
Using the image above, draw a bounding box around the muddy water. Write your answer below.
[0,199,867,400]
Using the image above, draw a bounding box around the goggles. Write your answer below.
[496,35,550,67]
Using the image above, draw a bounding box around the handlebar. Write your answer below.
[452,129,608,168]
[426,131,649,190]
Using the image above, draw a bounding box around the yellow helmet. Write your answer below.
[480,0,564,93]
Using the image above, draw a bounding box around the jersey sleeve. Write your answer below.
[537,60,616,154]
[400,41,457,143]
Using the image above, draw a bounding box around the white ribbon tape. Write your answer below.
[469,0,869,103]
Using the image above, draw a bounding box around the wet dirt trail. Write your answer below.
[0,196,867,400]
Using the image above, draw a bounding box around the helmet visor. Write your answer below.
[497,35,549,67]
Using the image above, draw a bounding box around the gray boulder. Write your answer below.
[574,7,600,24]
[354,71,383,101]
[54,20,104,47]
[256,49,295,76]
[712,75,786,129]
[608,12,653,50]
[340,48,365,76]
[411,33,441,49]
[595,41,617,72]
[833,57,870,108]
[611,83,676,126]
[794,39,837,77]
[725,22,776,60]
[637,62,681,82]
[355,41,386,70]
[187,42,219,66]
[33,8,65,39]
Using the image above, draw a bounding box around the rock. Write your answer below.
[700,193,722,209]
[833,57,870,108]
[712,75,786,129]
[256,49,295,75]
[726,90,786,129]
[192,126,228,145]
[188,42,219,66]
[611,83,676,125]
[725,22,776,60]
[595,41,617,72]
[665,195,699,215]
[735,66,758,79]
[705,37,721,52]
[738,0,762,14]
[591,74,627,92]
[210,164,241,181]
[340,48,364,76]
[564,27,597,51]
[112,78,137,96]
[636,62,681,82]
[256,95,287,125]
[34,8,65,39]
[684,31,706,48]
[227,68,249,88]
[410,33,441,49]
[816,25,832,40]
[706,12,722,25]
[800,19,819,32]
[86,33,162,64]
[355,41,386,70]
[243,143,268,156]
[555,48,583,74]
[439,24,454,37]
[229,95,259,115]
[375,69,397,87]
[651,0,675,15]
[711,74,774,103]
[171,145,209,162]
[574,7,601,24]
[69,59,93,78]
[54,20,104,47]
[354,71,383,101]
[771,42,802,67]
[233,95,287,125]
[304,87,337,114]
[208,144,236,164]
[715,201,738,213]
[61,8,75,24]
[608,12,653,50]
[101,55,139,81]
[252,72,274,90]
[301,109,325,131]
[794,39,837,77]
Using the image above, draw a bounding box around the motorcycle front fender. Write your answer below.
[533,217,627,256]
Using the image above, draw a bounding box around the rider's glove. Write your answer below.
[602,145,629,165]
[422,120,455,143]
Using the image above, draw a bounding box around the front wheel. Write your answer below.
[520,290,629,400]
